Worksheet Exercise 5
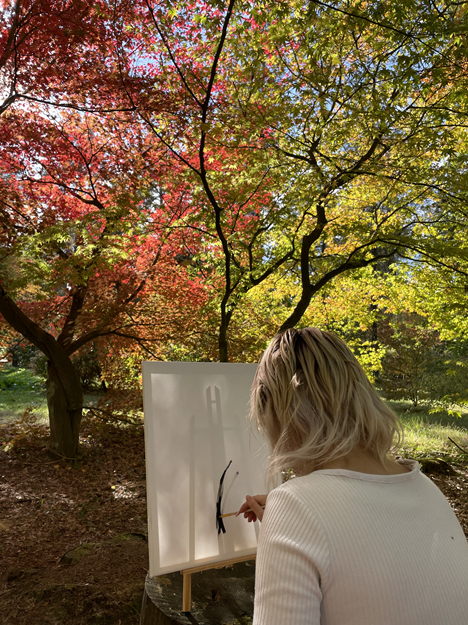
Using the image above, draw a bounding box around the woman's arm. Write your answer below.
[252,486,329,625]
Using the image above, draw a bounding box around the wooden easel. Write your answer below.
[180,553,256,612]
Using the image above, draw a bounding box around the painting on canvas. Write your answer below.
[142,361,270,577]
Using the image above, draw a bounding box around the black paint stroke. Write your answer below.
[216,460,232,535]
[223,470,239,510]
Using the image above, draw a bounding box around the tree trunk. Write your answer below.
[46,359,83,458]
[0,286,84,457]
[218,308,232,363]
[219,327,229,363]
[279,290,312,332]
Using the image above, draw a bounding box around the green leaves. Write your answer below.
[3,0,468,365]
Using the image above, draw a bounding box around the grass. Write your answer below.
[0,366,48,424]
[387,399,468,463]
[0,366,101,426]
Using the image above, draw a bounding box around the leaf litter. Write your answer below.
[0,412,148,625]
[0,413,467,624]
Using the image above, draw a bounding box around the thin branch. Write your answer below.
[309,0,462,70]
[144,0,203,108]
[448,437,468,455]
[0,0,22,70]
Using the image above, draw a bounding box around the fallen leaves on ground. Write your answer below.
[0,414,148,625]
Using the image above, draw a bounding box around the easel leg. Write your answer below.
[180,554,256,613]
[182,573,192,612]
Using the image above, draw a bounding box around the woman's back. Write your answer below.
[253,459,468,625]
[247,328,468,624]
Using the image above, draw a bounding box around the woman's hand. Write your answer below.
[236,494,267,522]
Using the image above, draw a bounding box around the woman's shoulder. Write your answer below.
[263,477,332,539]
[268,458,422,508]
[268,473,324,508]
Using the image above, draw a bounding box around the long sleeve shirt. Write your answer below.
[253,459,468,625]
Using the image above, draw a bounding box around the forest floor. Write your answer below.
[0,414,149,625]
[0,375,467,624]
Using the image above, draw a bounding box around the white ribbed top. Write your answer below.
[253,459,468,625]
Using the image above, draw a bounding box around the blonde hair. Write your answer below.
[250,327,404,484]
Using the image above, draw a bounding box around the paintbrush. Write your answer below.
[219,504,266,519]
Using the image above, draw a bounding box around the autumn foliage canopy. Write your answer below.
[1,0,468,456]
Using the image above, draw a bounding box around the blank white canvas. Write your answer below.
[142,361,270,577]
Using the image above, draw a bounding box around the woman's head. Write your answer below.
[250,327,403,481]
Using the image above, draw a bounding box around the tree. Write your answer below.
[0,101,212,457]
[3,0,468,457]
[369,259,468,410]
[125,0,468,360]
[374,311,468,412]
[0,0,221,457]
[377,314,441,407]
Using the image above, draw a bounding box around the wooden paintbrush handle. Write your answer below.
[219,504,266,519]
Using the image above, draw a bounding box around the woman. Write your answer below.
[237,327,468,625]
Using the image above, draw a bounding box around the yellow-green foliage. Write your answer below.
[231,269,386,379]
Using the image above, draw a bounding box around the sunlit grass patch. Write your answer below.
[399,418,468,458]
[0,366,48,424]
[387,399,468,462]
[1,367,467,464]
[0,366,45,391]
[0,366,101,427]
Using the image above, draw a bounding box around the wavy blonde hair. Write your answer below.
[250,327,404,483]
